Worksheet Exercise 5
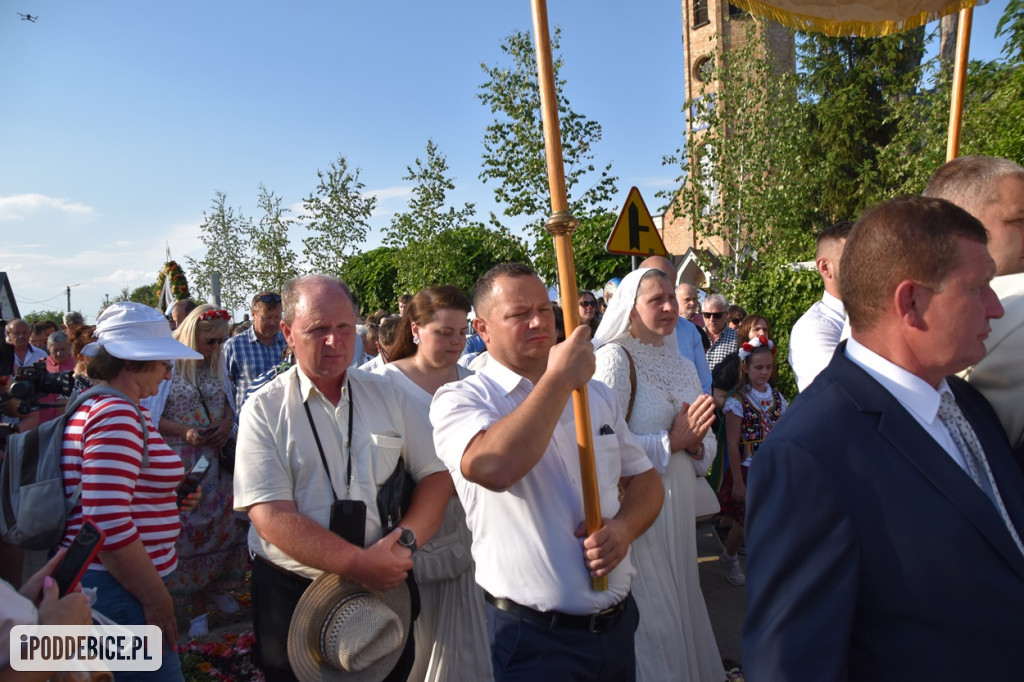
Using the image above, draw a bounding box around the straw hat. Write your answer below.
[82,302,202,361]
[288,573,411,682]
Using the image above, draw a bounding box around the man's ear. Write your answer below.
[281,320,294,347]
[473,317,489,343]
[816,256,834,282]
[894,280,930,330]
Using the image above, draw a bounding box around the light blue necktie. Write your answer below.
[938,392,1024,556]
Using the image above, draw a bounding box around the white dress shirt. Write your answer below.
[234,365,446,579]
[430,360,651,615]
[845,337,966,472]
[790,291,846,392]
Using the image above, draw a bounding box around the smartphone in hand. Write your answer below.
[52,520,106,596]
[176,455,211,507]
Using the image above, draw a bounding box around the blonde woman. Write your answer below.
[158,304,245,638]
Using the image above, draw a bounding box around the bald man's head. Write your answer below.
[639,256,676,281]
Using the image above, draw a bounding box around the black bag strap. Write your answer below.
[302,380,353,503]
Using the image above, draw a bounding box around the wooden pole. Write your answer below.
[946,6,973,162]
[529,0,607,592]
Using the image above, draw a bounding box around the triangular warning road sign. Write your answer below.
[606,187,668,257]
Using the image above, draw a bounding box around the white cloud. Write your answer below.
[367,186,412,202]
[0,193,98,222]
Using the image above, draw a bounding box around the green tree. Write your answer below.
[385,140,480,247]
[418,224,532,297]
[302,155,376,277]
[798,29,925,220]
[23,310,64,324]
[668,20,819,284]
[385,140,484,293]
[478,29,618,284]
[530,211,626,291]
[339,246,401,315]
[185,191,252,315]
[248,184,301,294]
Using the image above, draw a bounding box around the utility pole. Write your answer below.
[65,284,80,312]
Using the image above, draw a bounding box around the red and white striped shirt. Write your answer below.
[61,396,184,576]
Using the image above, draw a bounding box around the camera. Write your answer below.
[7,360,75,414]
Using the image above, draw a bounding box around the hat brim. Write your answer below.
[288,573,411,682]
[82,338,202,361]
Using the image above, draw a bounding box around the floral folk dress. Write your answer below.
[162,363,247,605]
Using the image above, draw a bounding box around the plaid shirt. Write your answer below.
[706,325,738,374]
[223,326,288,409]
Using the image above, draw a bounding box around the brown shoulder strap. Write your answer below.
[622,346,636,423]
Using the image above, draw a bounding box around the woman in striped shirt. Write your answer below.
[60,302,203,682]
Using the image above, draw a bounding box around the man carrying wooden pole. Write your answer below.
[428,5,664,678]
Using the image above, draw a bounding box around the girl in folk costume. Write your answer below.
[717,336,788,586]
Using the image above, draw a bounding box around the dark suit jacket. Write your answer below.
[743,343,1024,682]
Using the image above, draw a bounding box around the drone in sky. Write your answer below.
[17,13,38,22]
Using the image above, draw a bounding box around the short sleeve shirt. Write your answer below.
[430,360,651,615]
[234,365,446,579]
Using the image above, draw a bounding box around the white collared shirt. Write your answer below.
[845,337,966,472]
[790,291,846,392]
[234,365,446,579]
[430,360,652,615]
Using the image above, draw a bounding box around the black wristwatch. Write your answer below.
[398,527,417,553]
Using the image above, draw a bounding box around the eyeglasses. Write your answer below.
[159,360,174,373]
[579,300,597,308]
[204,337,228,345]
[702,311,725,319]
[253,293,282,305]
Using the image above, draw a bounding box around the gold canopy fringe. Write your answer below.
[729,0,984,36]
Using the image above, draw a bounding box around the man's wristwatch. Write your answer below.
[398,527,417,553]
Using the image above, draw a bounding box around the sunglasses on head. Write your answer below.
[254,293,282,305]
[702,311,725,319]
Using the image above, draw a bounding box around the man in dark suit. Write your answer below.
[743,195,1024,681]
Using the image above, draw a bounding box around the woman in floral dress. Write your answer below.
[159,304,246,639]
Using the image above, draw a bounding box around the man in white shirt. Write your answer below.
[234,274,452,682]
[744,196,1024,681]
[788,220,854,391]
[431,263,663,681]
[925,155,1024,452]
[5,318,48,371]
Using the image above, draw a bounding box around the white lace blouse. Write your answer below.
[595,335,715,476]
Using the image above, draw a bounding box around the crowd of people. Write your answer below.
[0,153,1022,681]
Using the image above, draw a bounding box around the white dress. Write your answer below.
[595,336,726,682]
[377,363,493,682]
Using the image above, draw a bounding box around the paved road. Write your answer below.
[697,518,746,669]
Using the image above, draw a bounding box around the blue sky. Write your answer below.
[0,1,1012,322]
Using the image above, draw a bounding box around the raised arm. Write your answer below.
[460,326,595,491]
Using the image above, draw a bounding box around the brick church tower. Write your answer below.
[660,1,794,287]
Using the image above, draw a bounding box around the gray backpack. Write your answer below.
[0,385,148,550]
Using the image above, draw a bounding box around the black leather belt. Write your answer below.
[484,591,629,634]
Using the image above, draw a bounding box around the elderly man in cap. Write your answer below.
[234,274,452,682]
[431,263,663,681]
[925,155,1024,453]
[744,196,1024,680]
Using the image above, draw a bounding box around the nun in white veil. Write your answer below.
[593,268,725,682]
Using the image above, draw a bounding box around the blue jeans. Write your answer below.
[486,594,639,682]
[81,570,184,682]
